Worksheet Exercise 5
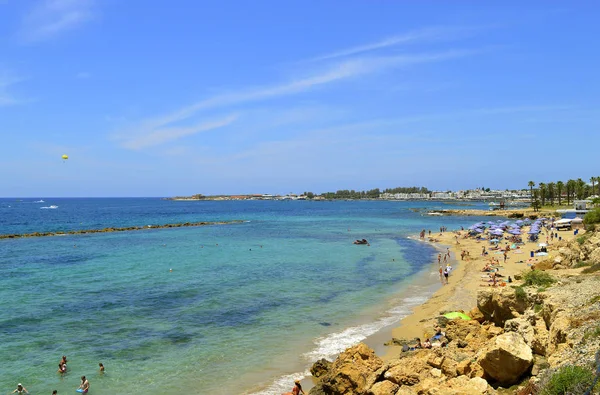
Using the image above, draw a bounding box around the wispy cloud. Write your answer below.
[75,71,91,79]
[115,114,239,150]
[19,0,95,43]
[307,26,479,62]
[121,49,474,149]
[0,70,25,106]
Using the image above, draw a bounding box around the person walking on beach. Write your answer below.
[282,380,305,395]
[12,383,28,394]
[503,251,508,263]
[443,267,449,284]
[438,266,444,284]
[438,253,441,264]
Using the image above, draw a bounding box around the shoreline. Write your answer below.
[380,222,579,361]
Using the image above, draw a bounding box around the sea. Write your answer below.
[0,198,491,394]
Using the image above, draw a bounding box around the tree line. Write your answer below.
[527,177,600,211]
[302,186,430,200]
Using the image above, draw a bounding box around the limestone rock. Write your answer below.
[310,358,332,378]
[395,387,418,395]
[547,315,570,356]
[383,364,420,386]
[477,288,529,327]
[446,376,491,394]
[367,380,399,395]
[313,342,383,395]
[478,332,533,385]
[469,307,486,323]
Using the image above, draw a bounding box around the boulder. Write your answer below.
[531,318,550,356]
[446,376,491,394]
[395,387,418,395]
[478,332,533,386]
[366,380,399,395]
[313,343,383,395]
[310,358,332,378]
[547,314,570,356]
[504,317,535,352]
[477,288,529,327]
[469,307,486,323]
[383,364,420,386]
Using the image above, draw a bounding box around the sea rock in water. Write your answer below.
[478,332,533,386]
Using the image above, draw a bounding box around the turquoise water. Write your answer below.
[0,199,489,394]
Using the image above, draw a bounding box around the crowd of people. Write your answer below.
[13,356,103,394]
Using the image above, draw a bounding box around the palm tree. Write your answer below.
[566,179,576,204]
[547,182,556,206]
[591,177,597,198]
[528,181,535,208]
[539,182,546,206]
[556,181,564,205]
[576,178,585,200]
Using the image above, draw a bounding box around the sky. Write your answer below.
[0,1,599,197]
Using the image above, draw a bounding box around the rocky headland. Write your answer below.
[306,231,600,394]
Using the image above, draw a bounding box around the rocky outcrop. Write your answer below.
[308,231,600,395]
[552,231,600,267]
[308,343,383,395]
[478,332,533,385]
[477,287,529,327]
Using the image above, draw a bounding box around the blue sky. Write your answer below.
[1,1,598,197]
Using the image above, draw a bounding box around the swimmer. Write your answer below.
[53,391,57,395]
[78,376,90,393]
[99,362,105,373]
[169,268,173,272]
[12,383,28,394]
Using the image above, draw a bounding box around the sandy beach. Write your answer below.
[382,220,582,361]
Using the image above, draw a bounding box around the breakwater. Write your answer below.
[0,220,245,239]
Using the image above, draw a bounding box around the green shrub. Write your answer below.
[522,270,556,287]
[534,303,543,313]
[582,263,600,274]
[583,326,600,341]
[589,295,600,305]
[584,208,600,225]
[508,212,524,218]
[513,286,527,300]
[574,261,591,268]
[539,365,596,395]
[537,287,547,293]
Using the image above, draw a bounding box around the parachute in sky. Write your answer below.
[62,154,68,161]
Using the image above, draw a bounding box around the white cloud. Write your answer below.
[129,49,473,140]
[0,70,25,106]
[19,0,94,43]
[116,114,239,150]
[76,71,91,79]
[307,26,479,62]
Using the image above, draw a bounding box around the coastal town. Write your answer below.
[168,188,533,202]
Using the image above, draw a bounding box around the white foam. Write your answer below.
[246,370,309,395]
[40,205,58,209]
[302,293,428,361]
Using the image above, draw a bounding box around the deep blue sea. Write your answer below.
[0,198,491,394]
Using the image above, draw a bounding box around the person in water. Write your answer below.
[282,380,305,395]
[12,383,28,394]
[58,362,67,374]
[78,376,90,393]
[99,362,105,373]
[52,391,58,395]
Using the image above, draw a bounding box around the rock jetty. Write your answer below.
[0,220,245,240]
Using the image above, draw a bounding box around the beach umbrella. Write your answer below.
[509,229,521,235]
[443,312,471,320]
[528,229,540,234]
